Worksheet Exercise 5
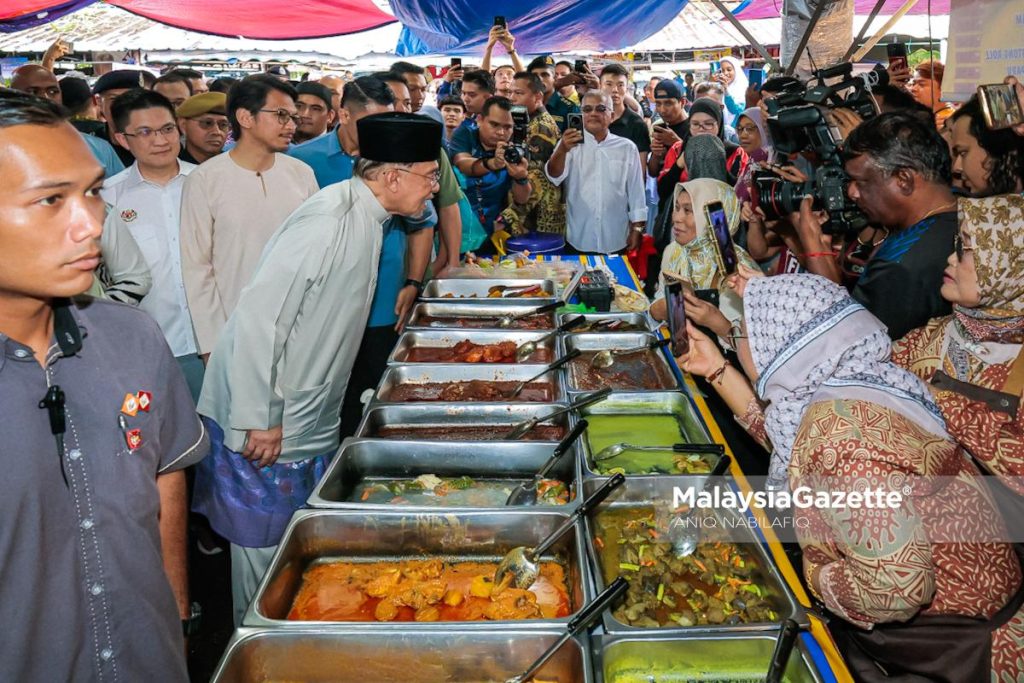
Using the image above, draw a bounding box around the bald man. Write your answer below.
[10,65,124,178]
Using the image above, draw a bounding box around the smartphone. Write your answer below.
[709,61,721,76]
[666,282,689,356]
[493,16,506,28]
[886,42,908,72]
[574,59,588,74]
[978,83,1024,130]
[694,288,720,309]
[747,68,764,91]
[511,104,529,145]
[706,201,738,276]
[567,112,584,141]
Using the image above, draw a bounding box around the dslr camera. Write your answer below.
[754,62,889,235]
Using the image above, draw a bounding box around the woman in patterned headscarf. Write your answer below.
[650,178,758,337]
[893,194,1024,500]
[677,271,1024,681]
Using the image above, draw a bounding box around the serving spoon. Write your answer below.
[505,420,588,506]
[589,337,671,369]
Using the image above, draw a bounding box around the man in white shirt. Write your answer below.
[101,89,203,401]
[179,74,318,358]
[545,91,647,254]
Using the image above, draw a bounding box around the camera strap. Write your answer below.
[929,349,1024,420]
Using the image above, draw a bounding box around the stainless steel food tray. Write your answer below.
[557,312,653,335]
[581,476,807,635]
[375,364,566,404]
[561,333,679,394]
[309,438,580,511]
[355,403,570,441]
[573,391,715,478]
[244,508,593,629]
[212,627,593,682]
[593,632,824,683]
[388,330,556,365]
[406,302,558,331]
[420,278,557,303]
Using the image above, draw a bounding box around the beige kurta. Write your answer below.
[197,177,389,462]
[179,151,318,354]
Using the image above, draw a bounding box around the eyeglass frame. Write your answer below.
[954,231,975,261]
[690,120,719,132]
[395,167,442,185]
[258,108,300,126]
[121,123,179,140]
[580,104,610,114]
[187,117,231,132]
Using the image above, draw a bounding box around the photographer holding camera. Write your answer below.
[841,112,958,339]
[451,96,531,241]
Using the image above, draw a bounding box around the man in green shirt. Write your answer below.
[528,54,597,133]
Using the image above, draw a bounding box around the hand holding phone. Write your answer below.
[705,201,738,276]
[666,282,689,356]
[493,15,507,28]
[567,112,584,145]
[886,42,908,73]
[747,68,764,91]
[978,83,1024,130]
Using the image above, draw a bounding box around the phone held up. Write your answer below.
[666,281,689,357]
[574,59,588,74]
[709,61,721,76]
[567,112,584,143]
[977,83,1024,130]
[747,68,764,91]
[706,200,738,276]
[886,42,908,72]
[493,15,507,28]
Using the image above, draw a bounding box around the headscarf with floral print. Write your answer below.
[946,194,1024,381]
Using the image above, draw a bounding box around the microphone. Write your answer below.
[39,385,69,487]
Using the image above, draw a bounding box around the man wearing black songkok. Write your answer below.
[192,112,444,623]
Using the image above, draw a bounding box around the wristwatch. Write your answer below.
[404,278,425,292]
[513,177,529,186]
[182,601,202,637]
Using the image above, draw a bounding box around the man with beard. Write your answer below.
[180,75,318,358]
[176,92,229,165]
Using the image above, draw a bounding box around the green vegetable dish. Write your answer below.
[594,507,780,628]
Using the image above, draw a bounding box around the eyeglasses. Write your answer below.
[954,232,974,261]
[122,123,179,140]
[736,125,759,135]
[396,168,441,184]
[581,105,609,114]
[191,117,230,132]
[258,108,300,126]
[690,120,718,132]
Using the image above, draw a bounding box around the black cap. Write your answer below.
[296,82,334,110]
[92,69,148,94]
[357,112,442,163]
[527,55,555,72]
[266,65,289,77]
[653,79,683,100]
[59,76,92,111]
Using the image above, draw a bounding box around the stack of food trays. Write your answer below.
[211,280,824,682]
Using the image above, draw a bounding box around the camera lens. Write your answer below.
[504,145,522,165]
[753,175,804,220]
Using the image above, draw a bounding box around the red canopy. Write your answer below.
[1,0,397,39]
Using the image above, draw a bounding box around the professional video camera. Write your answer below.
[753,62,889,235]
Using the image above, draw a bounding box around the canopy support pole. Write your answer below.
[784,0,833,75]
[850,0,922,62]
[842,0,889,61]
[705,0,783,72]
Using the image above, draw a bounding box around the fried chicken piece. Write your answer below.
[482,341,517,363]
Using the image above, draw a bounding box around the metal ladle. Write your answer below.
[506,420,588,506]
[504,577,628,683]
[594,442,725,463]
[515,315,587,363]
[504,349,581,399]
[498,301,562,329]
[590,337,671,369]
[502,388,612,440]
[494,473,624,590]
[668,455,731,558]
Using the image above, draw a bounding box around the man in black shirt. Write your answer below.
[601,63,650,171]
[844,112,958,339]
[647,79,689,177]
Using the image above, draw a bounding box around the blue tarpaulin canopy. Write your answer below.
[391,0,690,56]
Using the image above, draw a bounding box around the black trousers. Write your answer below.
[338,324,399,439]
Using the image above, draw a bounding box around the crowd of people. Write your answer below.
[2,20,1024,682]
